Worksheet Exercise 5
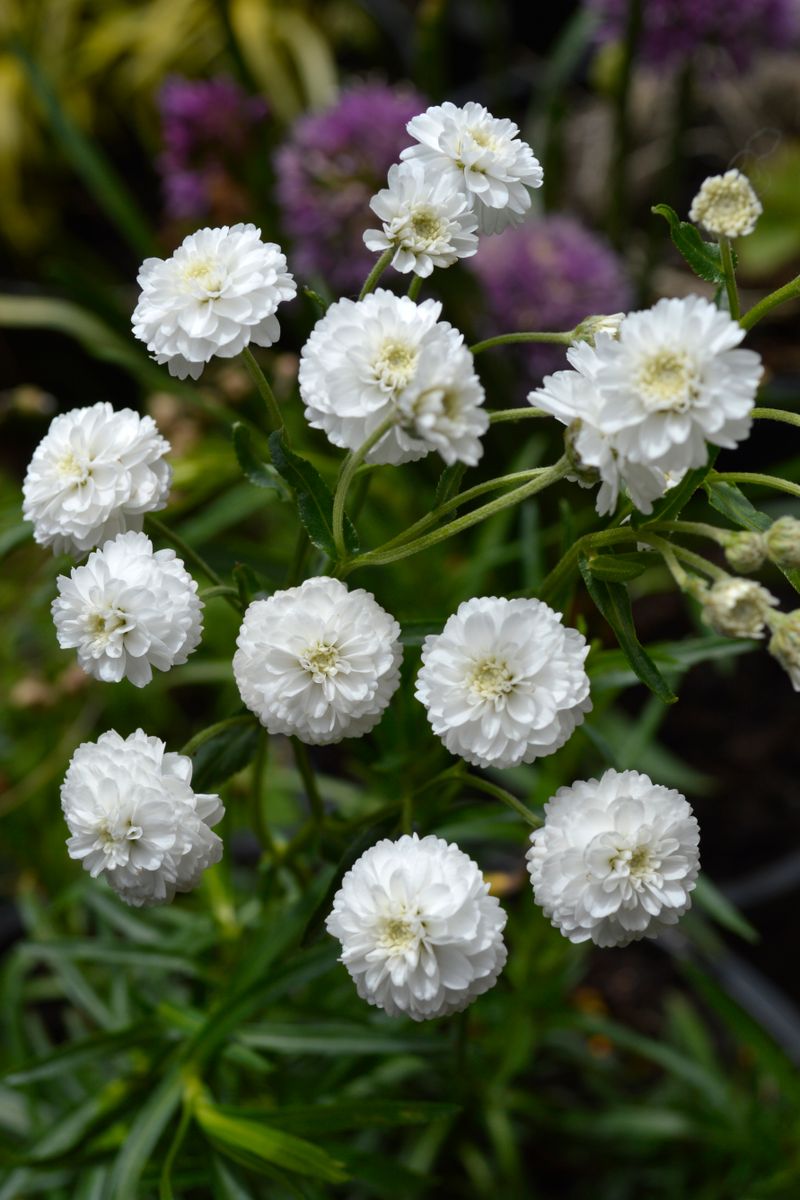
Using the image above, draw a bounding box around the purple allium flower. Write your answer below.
[275,82,425,293]
[158,76,267,222]
[468,216,632,380]
[589,0,799,71]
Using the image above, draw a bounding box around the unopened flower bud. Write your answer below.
[564,420,601,486]
[724,531,767,574]
[769,611,800,691]
[689,169,762,239]
[765,516,800,570]
[572,313,625,347]
[700,578,777,639]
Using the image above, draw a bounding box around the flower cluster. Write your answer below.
[22,403,172,556]
[299,290,487,466]
[689,169,762,239]
[132,223,296,380]
[52,531,203,687]
[532,295,762,515]
[61,730,224,907]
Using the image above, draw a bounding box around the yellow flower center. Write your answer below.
[636,349,697,413]
[469,656,514,700]
[379,917,418,951]
[409,208,445,242]
[301,640,340,678]
[374,339,418,390]
[182,258,223,295]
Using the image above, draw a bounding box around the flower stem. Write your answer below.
[180,714,255,757]
[637,531,727,581]
[469,330,575,355]
[347,458,569,572]
[407,274,423,300]
[740,273,800,331]
[718,235,740,319]
[710,470,800,500]
[146,515,241,612]
[241,346,284,432]
[159,1101,193,1200]
[753,406,800,430]
[489,407,548,423]
[465,773,541,828]
[359,248,394,300]
[332,416,396,561]
[291,738,325,829]
[537,526,641,602]
[650,519,729,543]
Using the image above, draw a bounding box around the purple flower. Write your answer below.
[468,216,632,380]
[158,76,267,221]
[275,82,425,294]
[589,0,799,70]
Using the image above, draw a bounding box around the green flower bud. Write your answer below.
[768,610,800,691]
[700,578,777,639]
[723,531,766,574]
[564,420,600,486]
[572,313,625,348]
[765,516,800,570]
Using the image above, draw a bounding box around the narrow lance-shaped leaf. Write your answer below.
[268,431,359,557]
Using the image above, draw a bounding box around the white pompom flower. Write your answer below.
[363,159,479,277]
[401,101,543,234]
[61,729,224,907]
[416,596,591,769]
[326,833,507,1021]
[689,169,762,239]
[132,224,297,380]
[22,402,171,557]
[569,298,761,477]
[299,289,487,466]
[527,769,700,948]
[233,576,402,745]
[52,531,203,687]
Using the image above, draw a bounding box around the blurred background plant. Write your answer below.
[3,1,800,1197]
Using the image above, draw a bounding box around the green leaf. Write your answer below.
[0,523,32,561]
[240,1021,446,1057]
[585,551,653,581]
[633,450,719,527]
[107,1066,184,1200]
[231,424,291,498]
[247,1100,459,1136]
[191,722,260,791]
[579,555,678,703]
[399,618,442,646]
[194,1100,348,1184]
[268,432,359,557]
[706,479,800,595]
[18,940,204,978]
[652,203,727,284]
[434,463,467,508]
[4,1025,150,1087]
[693,876,759,944]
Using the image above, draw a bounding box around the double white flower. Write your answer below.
[299,290,488,467]
[326,833,507,1020]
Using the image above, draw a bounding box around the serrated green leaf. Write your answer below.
[191,722,260,791]
[194,1100,348,1184]
[268,432,359,557]
[579,555,677,703]
[652,203,727,283]
[231,424,291,498]
[586,552,653,581]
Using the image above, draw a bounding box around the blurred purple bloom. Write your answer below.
[589,0,799,70]
[468,216,632,380]
[275,82,425,294]
[158,76,267,221]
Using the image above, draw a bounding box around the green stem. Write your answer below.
[159,1101,193,1200]
[465,773,541,828]
[489,407,548,423]
[753,406,800,429]
[407,274,423,300]
[537,527,639,602]
[359,248,394,300]
[469,330,575,355]
[199,584,241,602]
[331,416,396,561]
[291,738,325,829]
[650,519,729,543]
[147,515,240,613]
[347,458,570,572]
[180,714,255,757]
[241,346,284,432]
[718,235,740,319]
[740,273,800,331]
[710,471,800,500]
[637,531,727,581]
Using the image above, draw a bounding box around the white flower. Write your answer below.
[22,402,171,556]
[299,289,487,466]
[527,769,700,948]
[768,611,800,691]
[531,359,670,517]
[363,159,479,277]
[401,101,543,234]
[52,531,203,687]
[562,297,762,477]
[416,596,591,769]
[233,577,402,745]
[132,224,297,380]
[700,578,778,638]
[689,169,762,239]
[61,729,224,907]
[326,833,507,1020]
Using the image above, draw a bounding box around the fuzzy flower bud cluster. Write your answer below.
[768,611,800,690]
[531,296,762,516]
[700,578,778,638]
[689,170,762,239]
[326,833,507,1020]
[61,730,224,907]
[22,403,172,556]
[527,770,700,948]
[52,532,203,687]
[724,531,767,574]
[765,516,800,570]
